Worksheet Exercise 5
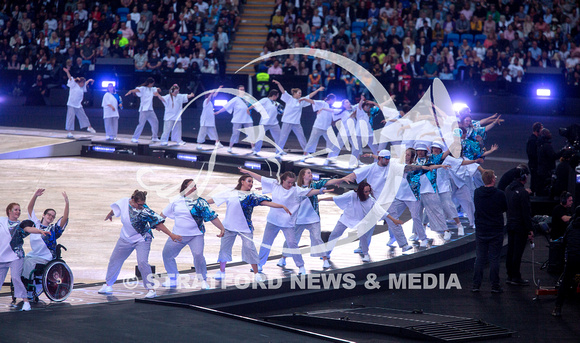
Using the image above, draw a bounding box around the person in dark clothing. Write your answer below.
[537,128,558,196]
[526,122,542,195]
[552,205,580,317]
[473,169,508,293]
[505,168,534,285]
[497,164,530,192]
[551,192,574,240]
[551,150,576,199]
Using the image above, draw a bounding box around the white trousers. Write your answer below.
[230,123,253,147]
[197,126,219,143]
[217,229,260,265]
[254,124,281,152]
[282,222,327,258]
[160,120,182,143]
[104,236,153,289]
[104,117,119,139]
[66,106,91,131]
[326,221,375,256]
[304,128,332,154]
[258,223,305,267]
[277,123,307,152]
[162,235,206,280]
[132,110,159,140]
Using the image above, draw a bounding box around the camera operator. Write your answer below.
[552,205,580,317]
[551,149,576,199]
[551,192,574,241]
[537,128,558,197]
[527,122,543,195]
[505,168,534,286]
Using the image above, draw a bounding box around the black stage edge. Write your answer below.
[144,234,480,315]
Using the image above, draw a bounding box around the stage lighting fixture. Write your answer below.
[536,88,551,97]
[176,153,198,162]
[101,81,117,88]
[332,101,342,108]
[214,99,228,107]
[92,146,116,153]
[312,173,320,181]
[244,161,261,170]
[451,102,468,113]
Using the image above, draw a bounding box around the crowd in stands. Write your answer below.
[261,0,580,103]
[0,0,241,94]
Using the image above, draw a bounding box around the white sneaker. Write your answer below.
[160,142,168,146]
[254,273,265,282]
[298,266,307,275]
[98,284,113,294]
[21,302,31,311]
[353,247,363,254]
[215,142,224,148]
[131,138,139,143]
[227,147,233,153]
[197,144,203,150]
[361,254,370,262]
[322,259,331,268]
[252,150,259,156]
[87,127,96,133]
[201,280,210,289]
[214,270,225,280]
[145,289,156,298]
[457,224,465,236]
[67,132,74,139]
[323,159,330,166]
[401,244,413,252]
[277,257,286,267]
[387,237,397,247]
[409,234,418,241]
[178,141,186,146]
[443,231,452,241]
[420,239,429,247]
[151,137,160,142]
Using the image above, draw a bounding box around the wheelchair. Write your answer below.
[11,244,74,304]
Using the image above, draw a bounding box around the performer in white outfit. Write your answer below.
[272,80,323,156]
[99,190,182,298]
[300,94,336,162]
[321,181,403,262]
[156,84,195,146]
[239,168,331,275]
[161,179,225,289]
[326,99,357,163]
[197,86,223,150]
[0,203,49,311]
[351,96,379,164]
[213,85,254,153]
[277,168,348,269]
[63,67,96,138]
[207,171,290,281]
[248,89,281,156]
[102,83,120,140]
[22,189,69,282]
[126,77,161,143]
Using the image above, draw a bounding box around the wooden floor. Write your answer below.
[0,130,470,312]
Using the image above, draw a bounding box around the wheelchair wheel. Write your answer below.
[42,260,74,302]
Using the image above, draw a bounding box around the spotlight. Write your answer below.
[452,103,468,113]
[311,173,320,181]
[101,81,116,88]
[176,153,198,162]
[244,161,261,170]
[332,101,342,108]
[536,88,551,97]
[92,146,115,153]
[214,99,228,107]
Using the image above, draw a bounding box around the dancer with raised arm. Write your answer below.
[206,170,290,281]
[197,86,224,150]
[213,85,254,153]
[63,67,96,138]
[239,168,331,275]
[277,168,348,269]
[125,77,161,143]
[299,94,336,163]
[156,84,195,146]
[248,89,281,156]
[161,179,225,290]
[1,203,49,311]
[321,181,403,263]
[99,190,182,298]
[272,80,323,157]
[22,189,70,284]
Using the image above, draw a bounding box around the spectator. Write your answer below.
[423,55,438,78]
[268,59,283,75]
[134,48,148,71]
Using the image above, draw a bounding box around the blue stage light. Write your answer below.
[312,173,320,181]
[214,99,228,107]
[176,153,198,162]
[536,88,551,97]
[92,146,115,153]
[452,102,468,113]
[332,101,342,108]
[244,161,261,170]
[101,81,116,88]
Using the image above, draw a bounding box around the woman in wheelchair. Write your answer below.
[21,189,70,290]
[99,190,182,299]
[1,203,50,311]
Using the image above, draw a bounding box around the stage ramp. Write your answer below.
[265,307,515,342]
[0,134,86,159]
